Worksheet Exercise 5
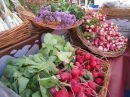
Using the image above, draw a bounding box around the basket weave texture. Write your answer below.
[0,20,31,49]
[73,45,111,97]
[15,1,83,30]
[69,28,126,57]
[101,8,130,16]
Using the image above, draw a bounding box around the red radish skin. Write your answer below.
[55,90,69,97]
[85,88,93,97]
[77,57,84,64]
[69,79,78,86]
[86,65,91,71]
[80,52,86,56]
[71,68,80,76]
[68,92,74,97]
[50,87,57,95]
[74,62,81,67]
[79,69,86,76]
[95,78,103,85]
[72,76,80,83]
[57,68,62,74]
[95,65,100,71]
[76,55,81,60]
[89,60,97,68]
[84,53,91,60]
[98,70,104,77]
[88,81,97,91]
[92,71,98,78]
[76,49,81,55]
[77,92,87,97]
[72,84,81,94]
[60,72,72,82]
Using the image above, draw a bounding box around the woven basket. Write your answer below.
[101,8,130,16]
[15,1,83,30]
[69,28,127,57]
[73,45,111,97]
[0,20,31,49]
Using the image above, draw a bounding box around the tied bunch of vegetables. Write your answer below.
[35,5,76,30]
[0,33,107,97]
[80,11,128,52]
[0,0,23,32]
[33,2,85,29]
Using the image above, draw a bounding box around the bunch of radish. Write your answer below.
[80,11,127,52]
[49,49,106,97]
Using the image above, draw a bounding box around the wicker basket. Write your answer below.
[15,1,84,30]
[73,45,111,97]
[101,8,130,16]
[0,20,31,49]
[69,28,127,57]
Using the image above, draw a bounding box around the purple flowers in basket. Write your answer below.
[34,5,76,29]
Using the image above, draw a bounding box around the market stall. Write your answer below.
[0,0,129,97]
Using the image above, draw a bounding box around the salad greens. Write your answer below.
[0,33,76,97]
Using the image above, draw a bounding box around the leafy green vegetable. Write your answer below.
[0,53,58,97]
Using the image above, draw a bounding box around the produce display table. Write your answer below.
[0,33,128,97]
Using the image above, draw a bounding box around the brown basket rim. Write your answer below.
[31,19,83,30]
[78,31,126,57]
[72,44,111,97]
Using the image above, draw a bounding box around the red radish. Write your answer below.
[68,92,74,97]
[88,81,97,91]
[86,65,91,71]
[79,69,86,76]
[76,55,81,60]
[95,65,100,71]
[92,71,98,78]
[60,72,72,82]
[71,68,80,76]
[77,92,87,97]
[57,68,62,74]
[95,78,103,85]
[89,60,97,68]
[72,76,80,82]
[74,62,81,67]
[80,52,86,56]
[85,88,93,96]
[76,49,81,55]
[69,79,78,86]
[84,53,91,60]
[77,57,84,64]
[55,90,69,97]
[50,87,57,95]
[72,84,81,94]
[98,70,104,77]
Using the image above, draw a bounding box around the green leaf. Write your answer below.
[84,72,94,81]
[57,51,72,61]
[39,85,48,97]
[54,44,64,51]
[12,80,18,93]
[38,76,58,89]
[20,89,32,97]
[96,86,101,92]
[18,76,29,93]
[50,48,59,56]
[53,35,66,44]
[32,91,41,97]
[13,70,22,78]
[48,56,57,62]
[44,33,58,45]
[39,61,58,75]
[64,42,75,52]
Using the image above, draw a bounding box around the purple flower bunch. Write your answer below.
[34,5,76,29]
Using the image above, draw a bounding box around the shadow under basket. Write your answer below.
[69,28,127,57]
[73,45,111,97]
[0,20,31,49]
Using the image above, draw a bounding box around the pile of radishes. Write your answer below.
[49,49,107,97]
[81,11,127,52]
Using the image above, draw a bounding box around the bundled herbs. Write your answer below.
[32,2,85,29]
[0,0,23,31]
